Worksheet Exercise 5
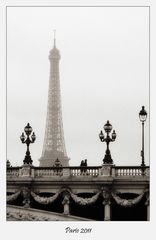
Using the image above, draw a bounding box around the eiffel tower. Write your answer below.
[39,35,69,167]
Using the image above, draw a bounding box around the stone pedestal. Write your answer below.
[100,164,112,176]
[111,166,116,177]
[63,168,70,177]
[103,201,111,221]
[19,165,32,177]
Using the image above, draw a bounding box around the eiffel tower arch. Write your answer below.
[39,37,70,167]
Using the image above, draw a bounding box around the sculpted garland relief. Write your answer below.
[111,189,146,207]
[145,190,149,206]
[7,191,21,203]
[31,191,60,205]
[7,188,148,207]
[30,189,101,206]
[69,191,101,206]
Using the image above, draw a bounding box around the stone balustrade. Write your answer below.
[115,166,142,176]
[34,167,63,177]
[7,165,149,179]
[7,167,21,177]
[70,166,100,177]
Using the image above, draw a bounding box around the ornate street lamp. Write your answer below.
[99,121,116,164]
[20,123,36,165]
[139,106,147,167]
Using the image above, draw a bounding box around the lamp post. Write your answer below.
[99,121,116,164]
[20,123,36,165]
[139,106,147,167]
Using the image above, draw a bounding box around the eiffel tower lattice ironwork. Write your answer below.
[39,36,70,167]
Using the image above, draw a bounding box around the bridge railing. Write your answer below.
[7,165,149,178]
[33,167,63,177]
[114,166,149,176]
[7,167,22,177]
[33,166,101,177]
[70,166,101,177]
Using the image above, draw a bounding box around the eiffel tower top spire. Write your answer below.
[49,30,60,59]
[53,29,56,48]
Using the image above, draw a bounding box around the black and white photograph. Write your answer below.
[0,1,154,239]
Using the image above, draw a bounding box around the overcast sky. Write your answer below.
[7,6,149,167]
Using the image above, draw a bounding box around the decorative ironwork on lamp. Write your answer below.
[99,121,116,164]
[20,123,36,165]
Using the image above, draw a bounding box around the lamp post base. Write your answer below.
[103,149,113,164]
[103,155,113,165]
[23,155,33,165]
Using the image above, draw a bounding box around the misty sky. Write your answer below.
[7,6,149,167]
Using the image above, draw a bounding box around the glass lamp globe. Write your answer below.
[104,121,112,133]
[139,106,147,122]
[24,123,32,135]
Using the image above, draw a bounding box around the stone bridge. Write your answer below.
[7,164,149,221]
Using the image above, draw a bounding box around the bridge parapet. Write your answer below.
[7,167,22,178]
[115,166,149,177]
[7,165,149,179]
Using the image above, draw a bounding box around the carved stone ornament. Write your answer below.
[62,191,70,205]
[144,168,150,176]
[20,166,31,177]
[62,195,70,205]
[145,190,149,206]
[31,188,101,206]
[7,191,21,203]
[22,187,31,208]
[31,190,61,205]
[7,211,50,221]
[101,188,111,205]
[69,191,101,206]
[112,189,146,207]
